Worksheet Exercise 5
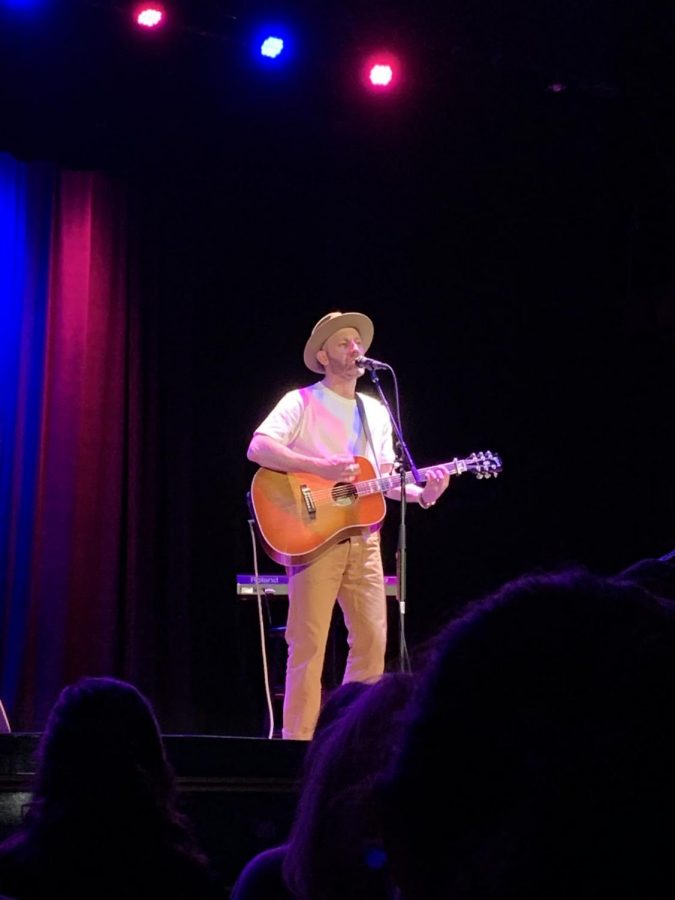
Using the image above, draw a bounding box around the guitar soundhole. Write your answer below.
[332,482,358,507]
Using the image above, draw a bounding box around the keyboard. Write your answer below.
[236,573,399,596]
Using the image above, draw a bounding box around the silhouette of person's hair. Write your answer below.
[314,679,373,732]
[613,549,675,601]
[0,676,223,900]
[282,672,414,900]
[378,567,675,900]
[230,674,413,900]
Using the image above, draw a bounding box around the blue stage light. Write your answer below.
[260,35,284,59]
[2,0,46,10]
[251,22,294,67]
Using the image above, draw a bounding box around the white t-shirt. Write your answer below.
[254,382,395,474]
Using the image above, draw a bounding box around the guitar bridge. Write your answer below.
[300,484,317,519]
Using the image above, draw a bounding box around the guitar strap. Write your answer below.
[355,393,382,477]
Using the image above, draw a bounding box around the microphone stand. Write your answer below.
[363,367,423,674]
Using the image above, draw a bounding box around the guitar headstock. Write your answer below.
[466,450,503,479]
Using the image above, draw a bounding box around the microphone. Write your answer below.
[355,356,390,371]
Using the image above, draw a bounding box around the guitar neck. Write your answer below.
[362,460,465,497]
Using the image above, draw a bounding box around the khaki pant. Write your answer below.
[282,531,387,740]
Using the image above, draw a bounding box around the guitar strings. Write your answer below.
[261,457,496,514]
[303,481,379,504]
[266,479,385,514]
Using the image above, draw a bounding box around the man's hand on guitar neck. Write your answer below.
[417,466,451,509]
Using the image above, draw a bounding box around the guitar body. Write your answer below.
[250,455,387,566]
[250,448,502,567]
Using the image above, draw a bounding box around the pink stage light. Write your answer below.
[362,52,400,92]
[369,64,393,87]
[133,3,165,29]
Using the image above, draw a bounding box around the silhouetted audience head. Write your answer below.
[230,678,376,900]
[0,676,222,900]
[230,674,414,900]
[378,566,675,900]
[282,671,415,900]
[314,678,373,737]
[33,675,174,818]
[613,548,675,601]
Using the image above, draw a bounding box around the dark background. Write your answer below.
[1,0,674,735]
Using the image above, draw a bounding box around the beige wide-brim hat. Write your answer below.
[303,311,375,374]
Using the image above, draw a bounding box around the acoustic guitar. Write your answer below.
[249,451,502,566]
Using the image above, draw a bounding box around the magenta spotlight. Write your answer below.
[362,52,400,91]
[369,64,393,86]
[133,3,166,29]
